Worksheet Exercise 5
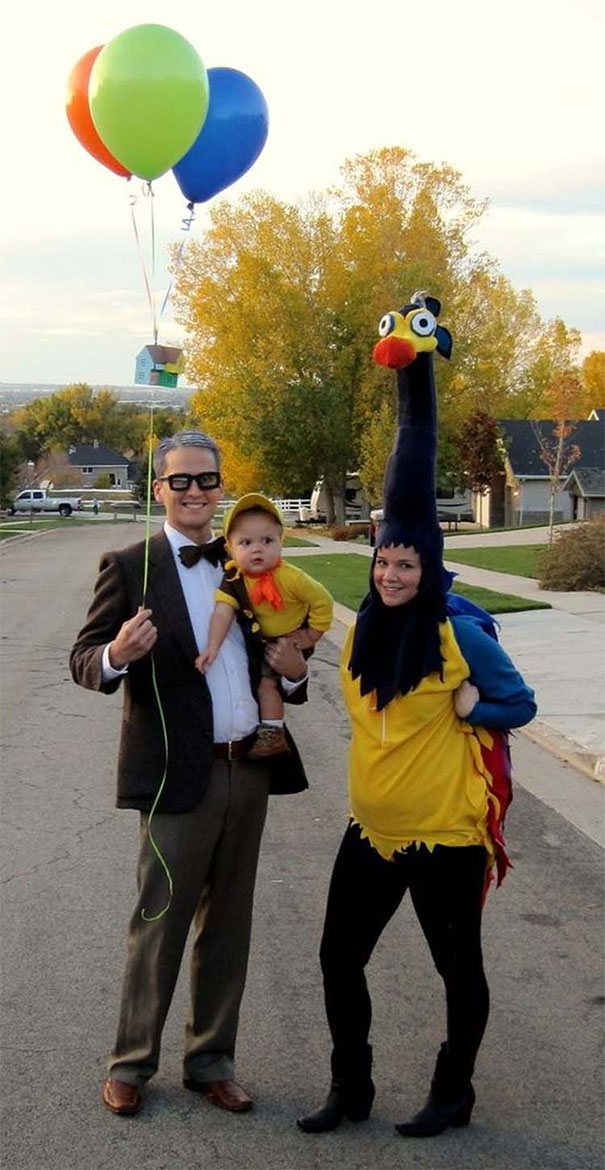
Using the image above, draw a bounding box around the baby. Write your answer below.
[196,493,333,758]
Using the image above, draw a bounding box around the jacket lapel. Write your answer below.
[146,531,199,664]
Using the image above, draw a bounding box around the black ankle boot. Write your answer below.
[297,1078,375,1133]
[395,1084,475,1137]
[395,1043,475,1138]
[297,1045,375,1134]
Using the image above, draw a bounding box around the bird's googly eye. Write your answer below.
[378,313,395,338]
[409,310,437,337]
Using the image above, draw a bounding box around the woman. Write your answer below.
[297,294,536,1138]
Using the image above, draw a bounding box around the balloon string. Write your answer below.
[159,202,196,321]
[146,182,158,345]
[129,188,158,345]
[142,394,155,602]
[140,393,173,921]
[141,655,173,922]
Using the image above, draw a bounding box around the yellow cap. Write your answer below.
[222,493,283,539]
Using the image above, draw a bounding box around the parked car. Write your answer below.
[7,489,83,517]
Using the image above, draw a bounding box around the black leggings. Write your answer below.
[319,822,489,1084]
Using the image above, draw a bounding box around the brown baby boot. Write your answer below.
[247,725,291,758]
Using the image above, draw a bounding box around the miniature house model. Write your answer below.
[134,344,185,388]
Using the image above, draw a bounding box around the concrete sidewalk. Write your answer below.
[286,533,605,782]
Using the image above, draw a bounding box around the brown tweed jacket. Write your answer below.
[69,531,309,812]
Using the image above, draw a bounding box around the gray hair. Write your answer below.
[153,430,221,477]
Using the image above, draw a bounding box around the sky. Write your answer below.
[3,0,604,387]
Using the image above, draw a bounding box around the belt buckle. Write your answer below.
[228,739,235,762]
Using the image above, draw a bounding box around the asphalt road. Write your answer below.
[1,524,604,1170]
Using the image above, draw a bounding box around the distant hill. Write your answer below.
[0,383,193,412]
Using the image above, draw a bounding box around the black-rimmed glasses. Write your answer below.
[158,472,221,492]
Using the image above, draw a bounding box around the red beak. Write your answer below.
[373,336,416,369]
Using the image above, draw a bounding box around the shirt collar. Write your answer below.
[164,521,217,554]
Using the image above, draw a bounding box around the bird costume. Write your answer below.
[347,292,535,893]
[297,292,536,1141]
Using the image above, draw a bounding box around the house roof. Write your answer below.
[139,344,183,364]
[563,467,605,498]
[68,442,129,467]
[499,416,605,478]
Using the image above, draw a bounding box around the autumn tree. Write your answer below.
[454,408,506,503]
[175,149,492,521]
[526,319,583,419]
[531,368,583,540]
[175,194,360,521]
[11,386,186,469]
[0,432,22,506]
[580,351,605,413]
[174,147,584,519]
[13,384,137,456]
[358,401,396,507]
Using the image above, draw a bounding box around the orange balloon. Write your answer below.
[66,46,131,178]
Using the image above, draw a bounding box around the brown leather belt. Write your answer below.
[212,734,256,761]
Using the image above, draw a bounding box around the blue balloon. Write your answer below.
[173,67,269,203]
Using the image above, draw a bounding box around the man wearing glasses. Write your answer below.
[70,431,309,1117]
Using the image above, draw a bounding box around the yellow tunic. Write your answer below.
[340,621,495,862]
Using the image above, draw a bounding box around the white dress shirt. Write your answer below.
[102,522,306,743]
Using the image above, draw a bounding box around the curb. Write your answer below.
[520,719,605,785]
[0,529,46,547]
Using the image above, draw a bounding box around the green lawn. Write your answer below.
[282,531,317,547]
[287,553,551,614]
[0,515,139,537]
[444,544,545,578]
[0,519,317,545]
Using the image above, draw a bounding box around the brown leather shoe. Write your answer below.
[102,1078,142,1115]
[183,1078,253,1112]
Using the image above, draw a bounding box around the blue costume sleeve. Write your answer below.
[450,614,537,730]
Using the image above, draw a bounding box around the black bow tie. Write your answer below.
[178,538,225,569]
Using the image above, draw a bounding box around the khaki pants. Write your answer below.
[108,757,270,1087]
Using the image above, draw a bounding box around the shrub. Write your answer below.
[348,523,371,539]
[538,519,605,591]
[328,523,370,541]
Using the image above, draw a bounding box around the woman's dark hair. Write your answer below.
[349,538,446,710]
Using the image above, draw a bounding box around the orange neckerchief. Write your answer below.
[246,561,285,610]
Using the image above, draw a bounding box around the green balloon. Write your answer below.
[89,24,209,181]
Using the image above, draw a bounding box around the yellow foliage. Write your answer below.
[216,436,263,496]
[581,351,605,411]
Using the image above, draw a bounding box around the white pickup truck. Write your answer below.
[7,488,83,517]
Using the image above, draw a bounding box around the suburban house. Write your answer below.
[473,414,605,527]
[67,441,131,488]
[134,344,185,387]
[564,468,605,520]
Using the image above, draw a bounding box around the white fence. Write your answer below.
[217,498,312,521]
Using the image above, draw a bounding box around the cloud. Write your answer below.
[475,207,605,281]
[485,171,605,216]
